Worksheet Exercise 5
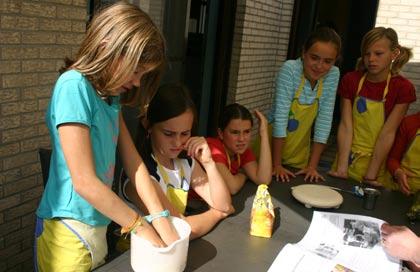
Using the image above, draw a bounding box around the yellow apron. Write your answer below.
[401,130,420,192]
[397,130,420,192]
[345,74,392,185]
[225,146,241,173]
[282,75,323,169]
[156,158,189,214]
[35,217,107,271]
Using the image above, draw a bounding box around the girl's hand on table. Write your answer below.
[273,165,295,182]
[394,168,415,195]
[296,166,325,183]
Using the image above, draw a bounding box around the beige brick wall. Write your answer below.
[0,0,87,271]
[376,0,420,113]
[227,0,294,122]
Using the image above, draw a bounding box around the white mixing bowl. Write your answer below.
[131,216,191,272]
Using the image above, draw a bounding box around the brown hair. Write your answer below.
[303,27,342,60]
[218,103,253,131]
[60,1,166,107]
[356,27,412,74]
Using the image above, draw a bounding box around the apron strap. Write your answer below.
[153,155,186,187]
[294,75,306,99]
[356,73,391,100]
[294,74,324,100]
[224,146,240,172]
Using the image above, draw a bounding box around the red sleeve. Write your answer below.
[384,76,416,116]
[387,113,419,175]
[393,76,416,104]
[240,148,256,167]
[338,71,362,102]
[206,137,228,166]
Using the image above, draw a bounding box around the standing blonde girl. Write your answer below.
[35,3,179,271]
[329,27,416,187]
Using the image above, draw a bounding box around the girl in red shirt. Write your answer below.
[206,104,272,194]
[329,27,416,187]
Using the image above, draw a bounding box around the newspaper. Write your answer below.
[268,211,401,272]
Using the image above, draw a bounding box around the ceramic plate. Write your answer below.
[291,184,343,209]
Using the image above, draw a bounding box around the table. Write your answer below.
[96,174,419,272]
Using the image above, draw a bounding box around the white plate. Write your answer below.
[291,184,343,209]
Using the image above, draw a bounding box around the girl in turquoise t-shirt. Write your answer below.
[35,3,179,271]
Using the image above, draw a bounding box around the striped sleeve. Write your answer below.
[272,61,297,138]
[313,66,340,143]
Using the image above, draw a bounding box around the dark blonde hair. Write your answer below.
[356,27,412,74]
[61,1,166,107]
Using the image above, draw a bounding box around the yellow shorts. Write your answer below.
[34,217,107,272]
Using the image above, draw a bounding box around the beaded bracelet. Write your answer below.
[143,209,170,223]
[121,214,142,238]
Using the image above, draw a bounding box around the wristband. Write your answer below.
[143,209,170,223]
[121,214,143,238]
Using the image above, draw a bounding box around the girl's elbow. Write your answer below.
[225,204,235,215]
[72,178,89,197]
[229,186,241,195]
[72,174,99,197]
[216,204,235,216]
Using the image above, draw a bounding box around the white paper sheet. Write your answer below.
[268,211,401,272]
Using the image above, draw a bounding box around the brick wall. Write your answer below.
[0,1,87,271]
[376,0,420,113]
[227,0,294,120]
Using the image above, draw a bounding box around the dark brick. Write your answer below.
[0,219,21,236]
[2,151,38,170]
[4,176,37,196]
[5,265,23,272]
[22,258,34,272]
[21,212,36,228]
[0,194,20,211]
[1,168,22,184]
[4,199,38,221]
[20,163,41,178]
[0,241,20,259]
[4,226,33,247]
[21,185,43,202]
[0,142,20,157]
[22,237,34,250]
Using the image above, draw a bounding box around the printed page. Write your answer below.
[268,244,337,272]
[268,212,401,272]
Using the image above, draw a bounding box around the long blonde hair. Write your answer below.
[356,27,412,75]
[61,1,166,107]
